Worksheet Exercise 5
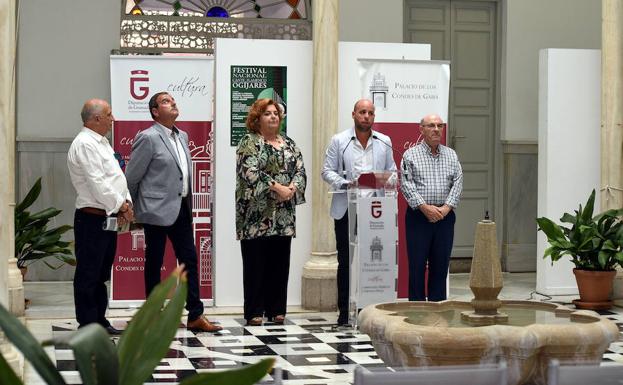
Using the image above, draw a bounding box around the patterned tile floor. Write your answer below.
[22,274,623,384]
[34,306,623,385]
[46,314,385,385]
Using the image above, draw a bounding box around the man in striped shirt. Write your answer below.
[400,114,463,301]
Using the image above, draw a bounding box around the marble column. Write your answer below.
[301,0,339,310]
[0,0,23,376]
[601,0,623,307]
[601,0,623,211]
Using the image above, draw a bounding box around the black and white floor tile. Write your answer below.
[46,307,623,385]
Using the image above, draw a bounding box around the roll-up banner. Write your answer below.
[110,56,214,307]
[358,59,450,298]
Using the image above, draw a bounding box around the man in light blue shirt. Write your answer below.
[321,99,396,325]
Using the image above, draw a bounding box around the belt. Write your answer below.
[79,207,115,217]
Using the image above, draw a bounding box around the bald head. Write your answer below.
[81,99,113,135]
[81,99,107,124]
[419,114,445,149]
[352,99,375,133]
[353,98,374,113]
[420,114,443,126]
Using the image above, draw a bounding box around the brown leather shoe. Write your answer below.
[187,316,223,332]
[246,316,263,326]
[270,315,285,325]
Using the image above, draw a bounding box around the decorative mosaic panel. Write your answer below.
[120,0,311,53]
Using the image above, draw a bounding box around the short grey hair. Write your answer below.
[80,100,106,124]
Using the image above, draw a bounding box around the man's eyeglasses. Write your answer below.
[421,123,446,129]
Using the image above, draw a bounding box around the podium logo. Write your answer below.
[130,70,149,100]
[371,201,382,218]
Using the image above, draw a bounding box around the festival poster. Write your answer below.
[230,65,287,146]
[109,56,215,307]
[359,59,450,298]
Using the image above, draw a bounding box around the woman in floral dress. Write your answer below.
[235,98,307,326]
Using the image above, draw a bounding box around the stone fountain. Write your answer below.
[358,219,619,385]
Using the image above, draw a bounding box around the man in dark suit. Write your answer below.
[125,92,221,332]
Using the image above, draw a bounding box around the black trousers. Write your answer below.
[405,207,456,301]
[143,198,203,321]
[240,235,292,320]
[73,209,116,328]
[334,213,349,314]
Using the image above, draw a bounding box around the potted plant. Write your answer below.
[536,189,623,310]
[15,177,75,278]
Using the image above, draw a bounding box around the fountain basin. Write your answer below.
[358,300,619,385]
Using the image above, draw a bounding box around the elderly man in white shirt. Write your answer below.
[67,99,134,335]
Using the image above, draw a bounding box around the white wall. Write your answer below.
[339,0,403,43]
[502,0,601,142]
[17,0,120,139]
[536,49,600,295]
[213,38,313,307]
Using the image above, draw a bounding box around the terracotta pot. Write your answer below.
[573,268,616,303]
[19,267,27,280]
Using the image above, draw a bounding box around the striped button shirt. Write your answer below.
[400,142,463,209]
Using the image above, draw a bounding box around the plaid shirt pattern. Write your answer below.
[400,142,463,209]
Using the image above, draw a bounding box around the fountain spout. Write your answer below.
[461,218,508,325]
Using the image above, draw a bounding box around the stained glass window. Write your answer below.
[120,0,312,53]
[124,0,309,19]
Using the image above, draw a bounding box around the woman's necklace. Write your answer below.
[265,135,283,148]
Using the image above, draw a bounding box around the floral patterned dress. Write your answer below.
[235,132,307,240]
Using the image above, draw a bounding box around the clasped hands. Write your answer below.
[419,203,451,223]
[271,182,297,202]
[116,201,135,227]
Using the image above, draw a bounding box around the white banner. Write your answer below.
[355,196,398,308]
[110,56,214,121]
[110,56,215,307]
[358,59,450,299]
[358,59,450,124]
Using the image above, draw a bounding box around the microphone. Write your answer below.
[372,134,401,188]
[341,136,355,172]
[372,134,403,159]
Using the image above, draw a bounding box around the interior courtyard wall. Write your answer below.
[16,0,119,280]
[14,0,605,279]
[501,0,600,271]
[338,0,403,43]
[502,0,601,142]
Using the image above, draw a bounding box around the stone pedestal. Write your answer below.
[7,257,23,316]
[301,252,338,311]
[301,0,339,310]
[461,220,507,325]
[0,331,21,378]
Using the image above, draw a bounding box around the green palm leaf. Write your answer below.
[179,358,275,385]
[118,268,188,385]
[45,324,119,385]
[15,177,42,213]
[0,351,23,385]
[0,303,66,385]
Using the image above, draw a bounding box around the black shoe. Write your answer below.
[337,311,349,326]
[105,325,123,335]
